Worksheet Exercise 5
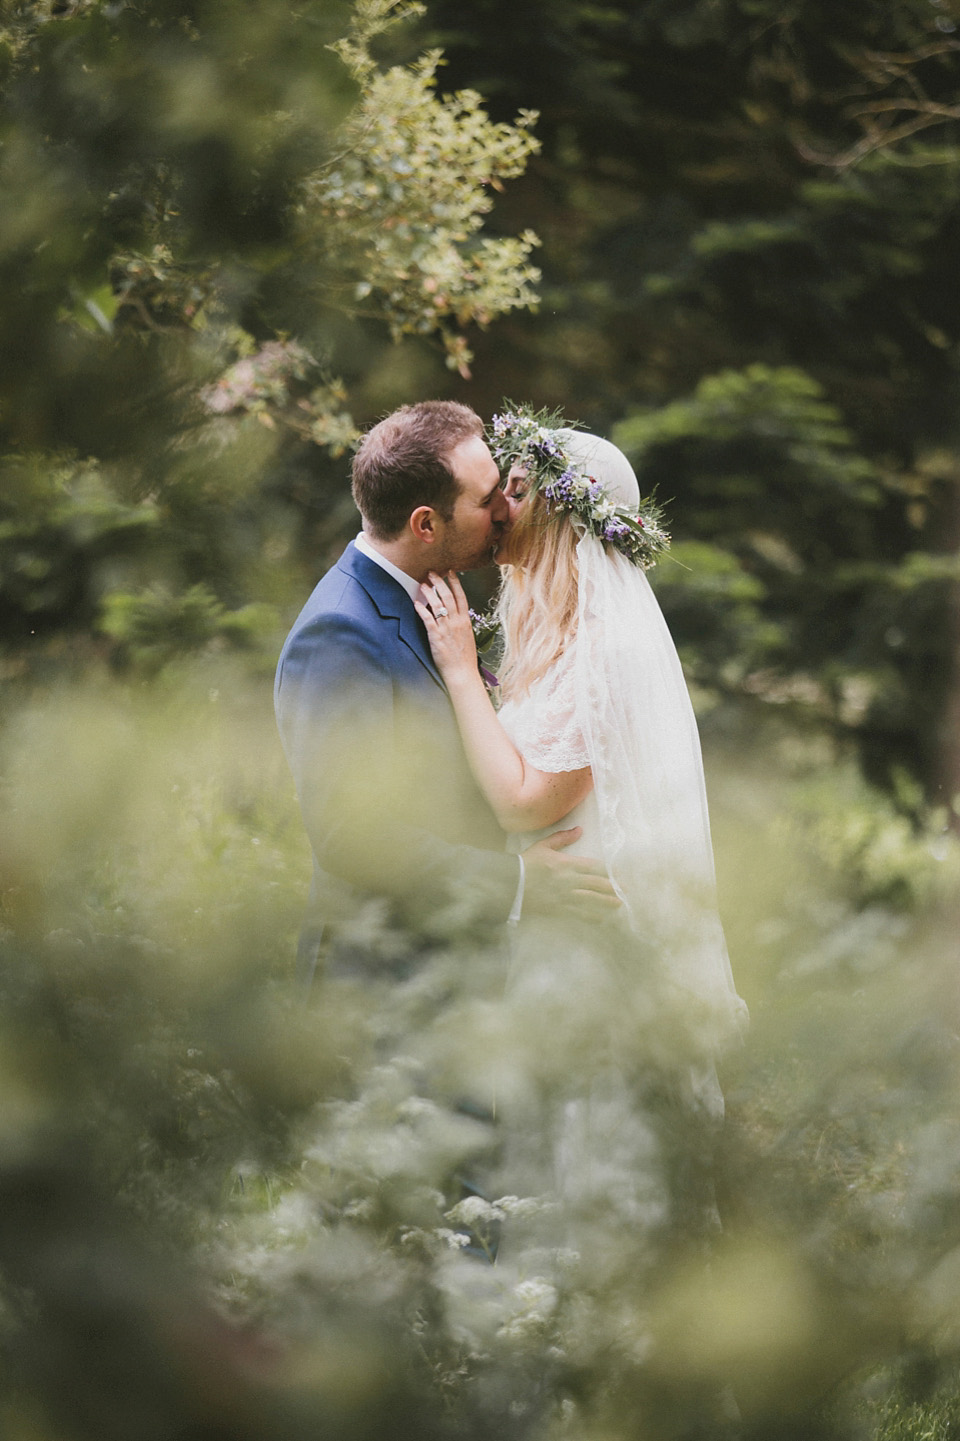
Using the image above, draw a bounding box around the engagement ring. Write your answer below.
[435,605,448,617]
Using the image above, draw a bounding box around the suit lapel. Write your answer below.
[395,604,445,689]
[338,543,445,690]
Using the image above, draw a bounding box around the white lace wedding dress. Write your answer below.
[496,622,738,1249]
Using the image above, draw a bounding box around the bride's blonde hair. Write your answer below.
[495,492,579,700]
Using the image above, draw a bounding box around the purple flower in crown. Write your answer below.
[543,467,579,504]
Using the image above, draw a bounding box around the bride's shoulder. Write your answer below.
[503,640,578,720]
[541,633,579,679]
[541,636,579,689]
[500,636,587,771]
[505,639,576,703]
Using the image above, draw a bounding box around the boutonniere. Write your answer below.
[470,608,500,690]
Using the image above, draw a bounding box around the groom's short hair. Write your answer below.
[351,401,484,540]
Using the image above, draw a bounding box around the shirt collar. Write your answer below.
[354,531,421,603]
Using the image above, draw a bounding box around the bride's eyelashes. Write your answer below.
[498,474,528,500]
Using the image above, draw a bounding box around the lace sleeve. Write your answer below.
[506,643,590,773]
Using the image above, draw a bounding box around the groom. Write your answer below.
[275,400,614,984]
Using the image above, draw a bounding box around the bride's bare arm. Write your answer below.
[415,571,593,833]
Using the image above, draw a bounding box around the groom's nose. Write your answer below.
[491,487,511,525]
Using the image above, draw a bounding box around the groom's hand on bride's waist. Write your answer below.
[521,827,621,919]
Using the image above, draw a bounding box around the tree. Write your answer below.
[421,0,960,810]
[0,0,539,659]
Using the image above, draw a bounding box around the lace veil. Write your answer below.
[560,431,747,1038]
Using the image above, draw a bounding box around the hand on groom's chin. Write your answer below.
[521,826,620,920]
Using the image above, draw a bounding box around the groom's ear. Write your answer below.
[409,505,438,544]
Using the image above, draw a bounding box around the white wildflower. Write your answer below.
[445,1195,503,1227]
[496,1276,559,1342]
[513,1278,558,1312]
[436,1228,471,1250]
[493,1194,556,1219]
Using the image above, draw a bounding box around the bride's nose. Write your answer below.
[492,487,511,523]
[504,491,524,522]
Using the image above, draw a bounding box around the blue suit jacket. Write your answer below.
[275,542,517,972]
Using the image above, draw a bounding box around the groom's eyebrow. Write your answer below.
[483,480,501,504]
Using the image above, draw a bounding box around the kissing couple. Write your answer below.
[275,399,745,1049]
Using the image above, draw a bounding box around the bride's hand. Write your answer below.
[414,571,478,685]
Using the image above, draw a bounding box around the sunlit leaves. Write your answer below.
[0,0,542,658]
[305,31,541,376]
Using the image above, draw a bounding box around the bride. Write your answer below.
[415,410,746,1241]
[415,412,744,1021]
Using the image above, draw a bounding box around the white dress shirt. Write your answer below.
[354,529,421,602]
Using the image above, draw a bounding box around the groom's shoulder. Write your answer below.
[276,544,390,678]
[289,544,375,630]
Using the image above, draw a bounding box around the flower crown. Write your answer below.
[487,403,669,570]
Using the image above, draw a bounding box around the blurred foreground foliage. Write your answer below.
[1,669,959,1439]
